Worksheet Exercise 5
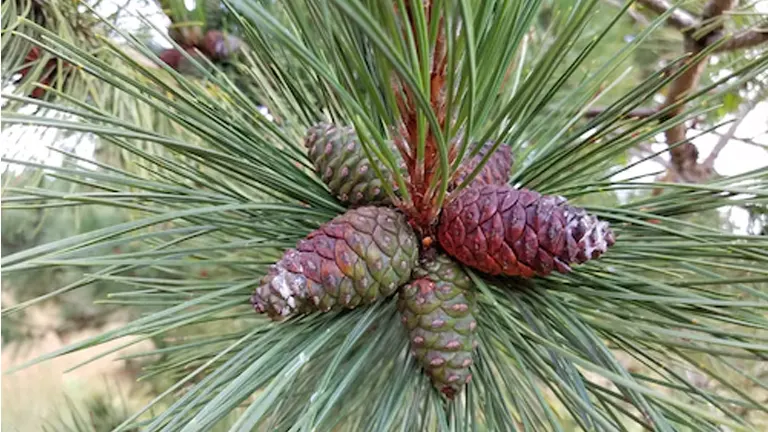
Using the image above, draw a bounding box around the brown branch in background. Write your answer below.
[702,0,736,20]
[659,0,734,183]
[635,0,697,30]
[594,2,766,185]
[715,21,768,52]
[627,0,766,188]
[659,55,709,182]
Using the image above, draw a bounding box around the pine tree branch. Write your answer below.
[636,0,739,183]
[715,21,768,52]
[664,1,735,182]
[635,0,697,30]
[393,1,447,230]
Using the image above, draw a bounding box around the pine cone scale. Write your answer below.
[453,142,514,188]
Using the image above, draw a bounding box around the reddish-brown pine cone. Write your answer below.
[453,141,513,188]
[18,47,61,99]
[202,30,242,61]
[30,79,50,99]
[438,185,615,277]
[19,47,41,79]
[159,49,183,70]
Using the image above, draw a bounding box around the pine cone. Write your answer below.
[453,141,513,188]
[202,30,242,61]
[305,123,399,206]
[159,49,183,70]
[252,206,418,319]
[438,184,615,277]
[19,47,41,79]
[159,48,209,77]
[398,254,477,399]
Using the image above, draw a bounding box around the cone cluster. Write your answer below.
[251,122,615,398]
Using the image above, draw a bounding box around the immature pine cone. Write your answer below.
[398,254,477,399]
[438,185,615,277]
[252,207,418,319]
[453,141,513,188]
[305,123,399,206]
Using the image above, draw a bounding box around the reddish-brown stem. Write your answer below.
[393,1,448,235]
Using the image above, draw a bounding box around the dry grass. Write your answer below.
[2,306,155,432]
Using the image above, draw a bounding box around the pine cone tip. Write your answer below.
[251,251,308,319]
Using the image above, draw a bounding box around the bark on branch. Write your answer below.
[715,21,768,52]
[393,1,447,230]
[660,0,735,182]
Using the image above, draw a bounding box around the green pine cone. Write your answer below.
[252,206,419,319]
[398,254,478,399]
[305,123,399,206]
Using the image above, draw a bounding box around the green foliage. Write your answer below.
[1,167,169,344]
[45,391,136,432]
[1,1,767,430]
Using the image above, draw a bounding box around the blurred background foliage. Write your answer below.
[1,0,767,430]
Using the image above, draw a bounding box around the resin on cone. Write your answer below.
[453,141,513,188]
[252,207,418,319]
[398,254,477,399]
[305,123,398,206]
[438,184,615,277]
